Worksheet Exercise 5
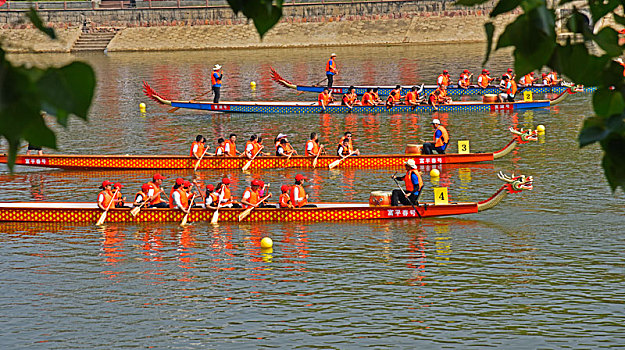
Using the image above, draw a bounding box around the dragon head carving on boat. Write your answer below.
[497,171,534,194]
[509,127,538,144]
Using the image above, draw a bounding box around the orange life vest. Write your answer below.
[217,184,232,205]
[279,192,291,208]
[404,168,424,193]
[506,80,518,95]
[391,89,402,102]
[520,74,534,85]
[305,140,320,156]
[207,192,219,206]
[190,141,205,158]
[134,190,147,204]
[405,91,417,103]
[289,184,307,207]
[170,188,189,209]
[226,140,237,156]
[145,182,162,205]
[211,72,222,86]
[338,136,353,149]
[437,74,450,87]
[477,74,491,88]
[458,73,470,87]
[246,140,260,157]
[98,190,114,208]
[434,125,450,148]
[362,92,374,106]
[326,58,337,74]
[169,185,179,208]
[242,187,260,208]
[216,144,226,156]
[318,92,330,106]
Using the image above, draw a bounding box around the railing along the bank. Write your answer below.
[1,0,428,11]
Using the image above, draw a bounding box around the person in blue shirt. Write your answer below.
[325,53,337,88]
[422,119,449,155]
[391,159,423,206]
[211,64,223,103]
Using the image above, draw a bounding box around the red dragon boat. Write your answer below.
[1,128,537,171]
[0,172,532,224]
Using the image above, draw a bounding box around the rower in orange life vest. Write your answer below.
[97,181,115,211]
[224,133,239,156]
[338,131,360,156]
[305,132,324,156]
[215,138,227,156]
[279,185,294,208]
[498,74,517,102]
[519,72,536,87]
[290,174,317,208]
[391,159,423,206]
[204,184,219,209]
[500,68,515,90]
[361,88,378,106]
[211,64,223,103]
[113,182,126,208]
[275,133,298,156]
[169,177,184,207]
[133,183,151,207]
[171,181,196,212]
[215,177,241,208]
[477,68,495,89]
[341,86,360,109]
[244,134,261,159]
[386,91,397,109]
[547,71,561,85]
[421,118,449,155]
[391,85,403,102]
[428,85,452,111]
[144,173,169,208]
[405,86,424,106]
[437,70,451,88]
[458,69,472,89]
[318,87,333,111]
[372,88,382,104]
[190,135,207,159]
[241,179,273,209]
[325,53,338,88]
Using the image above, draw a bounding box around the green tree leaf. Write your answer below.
[600,133,625,191]
[490,0,521,17]
[483,22,495,66]
[593,87,625,117]
[455,0,491,5]
[593,27,622,57]
[579,116,609,147]
[589,0,619,23]
[227,0,284,38]
[37,62,96,122]
[26,8,55,39]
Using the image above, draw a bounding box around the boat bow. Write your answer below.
[477,172,533,211]
[142,81,173,106]
[270,67,298,89]
[549,85,583,105]
[493,127,539,159]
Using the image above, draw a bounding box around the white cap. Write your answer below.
[616,58,624,64]
[432,119,441,125]
[276,133,287,140]
[405,159,417,169]
[213,64,222,70]
[331,53,337,57]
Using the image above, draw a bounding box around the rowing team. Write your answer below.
[436,68,562,89]
[190,131,361,159]
[97,173,317,214]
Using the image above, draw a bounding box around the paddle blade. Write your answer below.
[96,211,107,226]
[312,158,318,168]
[130,206,140,217]
[241,159,252,172]
[210,209,219,224]
[180,213,189,227]
[193,158,202,171]
[328,158,341,169]
[167,106,180,113]
[238,207,253,221]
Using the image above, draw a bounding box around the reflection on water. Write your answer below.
[1,44,624,348]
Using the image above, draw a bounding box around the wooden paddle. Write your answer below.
[130,188,162,217]
[242,145,264,172]
[180,193,196,227]
[392,172,422,219]
[312,145,323,168]
[238,194,272,222]
[328,150,355,170]
[168,89,212,113]
[210,201,222,224]
[193,146,210,171]
[96,189,119,226]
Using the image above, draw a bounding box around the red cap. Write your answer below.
[101,180,113,187]
[206,184,215,191]
[183,181,191,188]
[153,173,166,181]
[251,179,262,186]
[295,174,306,182]
[483,69,489,73]
[542,73,547,77]
[258,180,264,187]
[175,177,184,185]
[281,185,290,192]
[222,177,231,185]
[507,68,513,72]
[141,183,150,192]
[463,69,469,73]
[443,70,448,74]
[530,72,535,75]
[114,182,123,188]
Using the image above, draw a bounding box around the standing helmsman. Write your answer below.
[391,159,423,206]
[326,53,338,88]
[211,64,223,103]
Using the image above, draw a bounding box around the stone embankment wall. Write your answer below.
[0,1,517,53]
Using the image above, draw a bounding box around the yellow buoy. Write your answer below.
[536,124,545,134]
[139,102,146,113]
[260,237,273,249]
[250,81,256,89]
[430,168,440,178]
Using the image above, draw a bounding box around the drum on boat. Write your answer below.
[405,144,422,155]
[483,94,498,103]
[369,191,392,207]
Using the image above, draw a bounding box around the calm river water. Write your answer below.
[1,44,624,349]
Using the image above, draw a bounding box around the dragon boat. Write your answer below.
[1,128,537,171]
[143,82,577,114]
[270,68,596,97]
[0,172,532,224]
